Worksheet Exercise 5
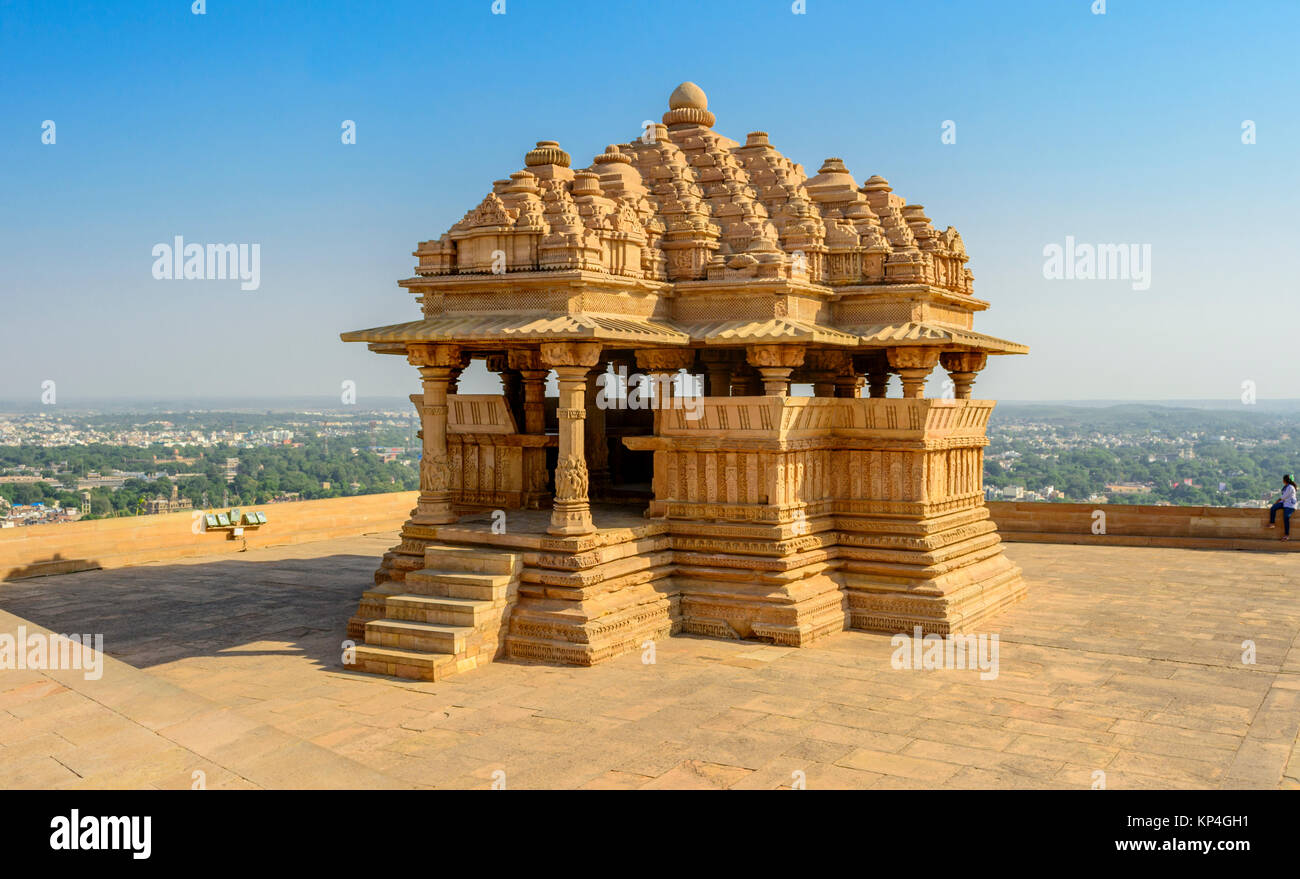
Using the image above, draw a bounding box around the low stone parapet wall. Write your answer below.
[0,491,420,581]
[987,501,1299,551]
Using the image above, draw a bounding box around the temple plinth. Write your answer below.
[340,82,1029,681]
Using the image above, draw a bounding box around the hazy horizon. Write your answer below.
[4,395,1300,415]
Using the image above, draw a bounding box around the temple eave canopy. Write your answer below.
[684,318,860,347]
[340,314,691,347]
[845,322,1029,355]
[343,316,1026,355]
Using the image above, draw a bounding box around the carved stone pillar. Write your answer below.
[541,342,602,536]
[509,348,551,509]
[834,371,864,398]
[852,352,891,398]
[887,347,941,399]
[487,353,523,427]
[745,344,805,397]
[700,349,735,397]
[584,358,610,500]
[513,368,548,434]
[805,350,850,398]
[446,351,473,395]
[940,351,988,400]
[408,343,460,524]
[635,348,696,430]
[729,361,760,396]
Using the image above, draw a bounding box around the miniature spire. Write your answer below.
[525,141,571,168]
[593,144,632,165]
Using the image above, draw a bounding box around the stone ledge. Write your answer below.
[1,492,420,582]
[989,501,1300,551]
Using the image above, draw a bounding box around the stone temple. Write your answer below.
[340,82,1030,681]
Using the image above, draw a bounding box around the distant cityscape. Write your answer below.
[982,403,1297,508]
[0,408,419,526]
[2,401,1297,527]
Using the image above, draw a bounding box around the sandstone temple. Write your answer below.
[340,83,1029,681]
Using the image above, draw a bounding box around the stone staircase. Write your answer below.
[344,543,521,682]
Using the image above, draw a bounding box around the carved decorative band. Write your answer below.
[662,107,716,127]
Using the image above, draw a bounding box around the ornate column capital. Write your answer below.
[887,346,940,399]
[940,351,988,374]
[634,347,696,373]
[541,341,603,369]
[507,347,544,372]
[745,344,806,370]
[940,351,988,400]
[804,349,851,374]
[804,349,849,398]
[886,346,942,371]
[745,345,804,397]
[407,343,462,369]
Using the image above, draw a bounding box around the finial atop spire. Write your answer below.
[669,81,708,111]
[663,82,715,129]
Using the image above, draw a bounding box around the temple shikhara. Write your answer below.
[340,83,1029,681]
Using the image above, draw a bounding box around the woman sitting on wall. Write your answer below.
[1266,474,1297,541]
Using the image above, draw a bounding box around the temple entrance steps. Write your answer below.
[344,544,522,682]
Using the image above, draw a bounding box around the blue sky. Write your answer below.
[1,0,1297,405]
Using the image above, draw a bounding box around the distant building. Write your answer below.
[369,446,404,463]
[146,484,193,516]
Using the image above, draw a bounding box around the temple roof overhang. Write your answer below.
[683,317,860,346]
[845,322,1029,355]
[341,313,691,348]
[343,314,1025,354]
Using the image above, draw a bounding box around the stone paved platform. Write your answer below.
[2,533,1298,789]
